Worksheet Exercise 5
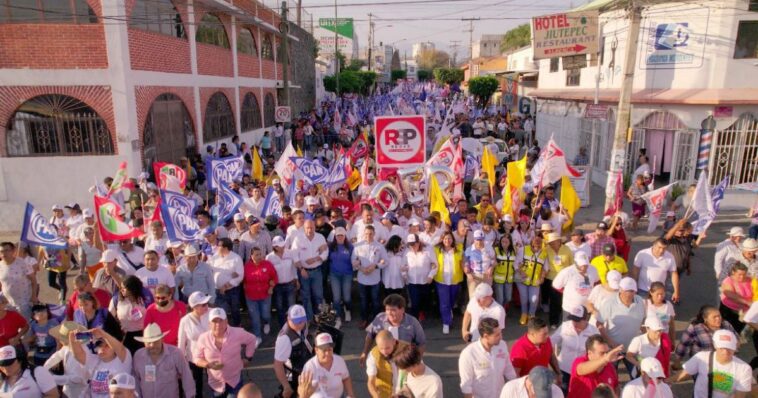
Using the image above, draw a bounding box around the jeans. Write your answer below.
[273,282,297,326]
[750,224,758,239]
[493,282,513,307]
[48,271,67,302]
[211,379,244,398]
[407,283,430,318]
[304,135,313,152]
[246,297,271,339]
[275,136,285,153]
[299,267,324,321]
[359,283,381,322]
[216,286,242,327]
[436,282,460,326]
[330,273,353,319]
[517,283,540,316]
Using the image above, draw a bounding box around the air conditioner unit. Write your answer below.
[275,81,284,88]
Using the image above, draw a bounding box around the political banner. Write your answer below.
[160,203,204,242]
[20,202,68,250]
[274,142,299,187]
[322,153,351,189]
[375,115,426,168]
[159,190,196,217]
[290,157,330,185]
[641,183,674,234]
[261,186,283,218]
[206,155,245,191]
[153,162,187,192]
[107,161,128,197]
[93,195,143,242]
[217,183,243,224]
[693,176,729,235]
[346,134,369,164]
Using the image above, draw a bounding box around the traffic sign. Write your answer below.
[375,115,426,168]
[275,106,291,123]
[531,10,599,60]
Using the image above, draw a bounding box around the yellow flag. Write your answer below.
[346,168,361,190]
[252,146,263,181]
[296,146,303,157]
[507,154,527,189]
[560,175,582,232]
[481,146,497,189]
[429,174,451,225]
[502,181,513,219]
[433,135,449,154]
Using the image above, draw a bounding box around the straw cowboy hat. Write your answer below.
[50,321,86,344]
[134,323,169,343]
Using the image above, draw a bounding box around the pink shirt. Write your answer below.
[720,276,752,311]
[193,326,257,392]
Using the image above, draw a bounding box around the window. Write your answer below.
[203,93,235,141]
[6,94,114,156]
[549,57,559,72]
[566,68,581,86]
[734,21,758,59]
[237,28,257,56]
[0,0,97,23]
[129,0,185,38]
[263,93,275,127]
[240,93,262,132]
[196,13,229,48]
[749,0,758,11]
[261,34,274,60]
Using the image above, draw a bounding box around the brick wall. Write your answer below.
[128,28,192,73]
[0,24,107,69]
[196,43,234,77]
[134,86,197,151]
[199,88,237,140]
[238,53,262,78]
[262,59,277,80]
[0,86,115,156]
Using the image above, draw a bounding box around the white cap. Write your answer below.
[209,307,227,321]
[183,245,199,256]
[305,196,319,206]
[640,357,665,379]
[52,204,62,211]
[233,213,245,221]
[606,270,622,290]
[334,227,347,236]
[82,209,94,218]
[727,227,746,237]
[502,214,513,223]
[643,316,665,331]
[713,329,738,351]
[406,233,417,243]
[574,251,589,267]
[315,333,334,347]
[108,373,136,391]
[288,305,307,324]
[188,291,212,308]
[409,220,421,227]
[0,346,16,363]
[100,249,119,263]
[742,238,758,252]
[474,283,493,299]
[619,277,637,292]
[168,240,183,249]
[272,236,285,247]
[473,230,485,240]
[272,178,281,185]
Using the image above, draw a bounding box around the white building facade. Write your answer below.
[473,34,505,59]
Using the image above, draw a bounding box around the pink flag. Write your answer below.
[604,170,625,216]
[531,139,581,190]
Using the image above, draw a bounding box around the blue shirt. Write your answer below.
[30,319,59,359]
[329,244,354,276]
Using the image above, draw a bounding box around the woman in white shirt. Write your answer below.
[46,322,88,398]
[565,230,592,260]
[405,234,438,320]
[626,316,673,378]
[0,345,58,398]
[108,275,151,354]
[302,333,355,398]
[78,226,104,280]
[177,291,211,398]
[434,232,464,335]
[511,217,534,251]
[644,282,676,340]
[382,236,407,298]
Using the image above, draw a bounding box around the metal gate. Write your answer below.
[626,128,646,176]
[709,113,758,186]
[143,94,196,170]
[670,129,699,182]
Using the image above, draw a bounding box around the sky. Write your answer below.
[294,0,585,59]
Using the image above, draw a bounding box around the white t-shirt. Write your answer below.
[135,266,176,293]
[633,249,676,292]
[552,266,599,312]
[0,367,57,398]
[621,377,673,398]
[499,375,564,398]
[466,299,506,341]
[406,364,443,398]
[645,299,676,332]
[682,351,753,398]
[743,301,758,323]
[85,351,133,398]
[366,352,399,393]
[627,333,662,360]
[551,321,600,373]
[302,355,350,398]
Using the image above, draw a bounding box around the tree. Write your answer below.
[468,76,499,109]
[417,49,450,70]
[500,23,531,53]
[391,49,401,70]
[391,69,407,81]
[433,68,464,85]
[417,69,432,81]
[345,58,365,71]
[356,71,377,94]
[323,70,377,94]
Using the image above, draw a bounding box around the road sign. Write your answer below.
[531,10,599,60]
[275,106,291,123]
[375,115,426,168]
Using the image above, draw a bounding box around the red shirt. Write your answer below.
[330,198,354,219]
[509,334,554,377]
[0,310,28,346]
[568,355,619,398]
[143,300,187,346]
[243,260,278,301]
[66,289,112,320]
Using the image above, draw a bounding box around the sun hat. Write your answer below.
[134,323,169,343]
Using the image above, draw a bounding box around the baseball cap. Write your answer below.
[183,245,200,256]
[0,346,17,366]
[665,211,676,217]
[272,236,285,247]
[82,209,94,218]
[640,357,665,379]
[306,196,319,206]
[209,308,227,321]
[643,316,665,331]
[727,227,746,237]
[100,249,119,263]
[596,222,608,230]
[406,233,417,243]
[571,229,584,237]
[473,230,485,240]
[188,291,212,308]
[574,251,590,267]
[602,243,616,256]
[52,204,62,211]
[566,305,588,322]
[109,373,136,391]
[233,213,245,222]
[474,283,493,300]
[334,227,347,236]
[382,211,396,220]
[606,270,622,290]
[315,333,334,348]
[619,277,637,292]
[502,214,513,223]
[265,215,279,225]
[713,329,738,351]
[528,366,555,398]
[288,304,307,324]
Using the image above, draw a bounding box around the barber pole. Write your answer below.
[697,129,712,171]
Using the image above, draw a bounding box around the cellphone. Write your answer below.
[75,332,93,342]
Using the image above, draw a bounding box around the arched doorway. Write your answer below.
[143,94,195,170]
[631,111,697,183]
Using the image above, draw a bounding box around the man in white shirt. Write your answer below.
[552,251,599,315]
[621,357,672,398]
[135,250,176,296]
[499,366,564,398]
[291,220,328,321]
[551,306,599,390]
[459,318,518,398]
[210,238,244,327]
[350,206,389,244]
[284,210,307,248]
[351,225,388,328]
[144,221,169,256]
[462,283,506,342]
[117,240,144,276]
[631,238,678,299]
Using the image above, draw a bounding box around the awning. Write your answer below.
[530,88,758,105]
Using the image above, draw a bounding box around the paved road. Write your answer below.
[32,185,756,397]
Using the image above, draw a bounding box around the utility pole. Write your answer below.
[280,1,291,106]
[334,0,340,94]
[296,0,302,26]
[368,13,374,71]
[462,18,479,78]
[449,40,461,67]
[605,1,642,210]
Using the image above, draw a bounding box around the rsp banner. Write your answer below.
[375,115,426,168]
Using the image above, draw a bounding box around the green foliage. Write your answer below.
[500,23,531,53]
[670,182,686,201]
[323,70,377,94]
[416,69,432,81]
[468,76,499,108]
[433,68,464,84]
[356,71,377,94]
[391,69,407,81]
[345,59,365,71]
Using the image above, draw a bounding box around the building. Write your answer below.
[0,0,316,229]
[412,41,435,59]
[498,46,538,115]
[472,34,505,59]
[404,59,419,81]
[531,0,758,188]
[463,56,508,81]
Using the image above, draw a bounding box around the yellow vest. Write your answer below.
[752,277,758,302]
[494,247,516,284]
[521,245,546,286]
[434,247,464,285]
[370,345,394,398]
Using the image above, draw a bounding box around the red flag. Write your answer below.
[604,170,625,216]
[347,135,369,164]
[531,139,581,190]
[93,195,143,242]
[153,162,187,192]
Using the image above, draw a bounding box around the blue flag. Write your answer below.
[20,202,68,250]
[160,203,205,242]
[322,154,350,189]
[206,155,245,191]
[261,186,283,218]
[159,190,197,217]
[692,175,729,235]
[290,157,329,185]
[217,183,243,224]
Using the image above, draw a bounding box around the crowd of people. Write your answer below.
[1,85,758,398]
